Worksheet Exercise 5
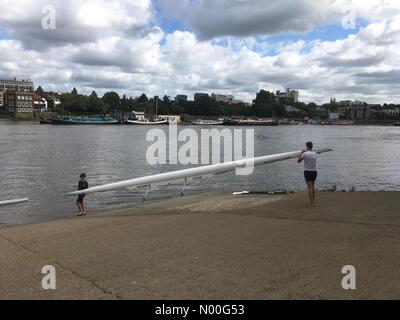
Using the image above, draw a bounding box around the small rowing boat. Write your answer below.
[68,148,334,199]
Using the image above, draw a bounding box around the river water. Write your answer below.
[1,121,399,226]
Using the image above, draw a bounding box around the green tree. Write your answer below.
[252,90,285,118]
[102,92,121,112]
[138,93,148,103]
[252,103,274,117]
[88,91,107,114]
[47,98,55,110]
[254,90,276,105]
[163,95,170,104]
[36,86,44,94]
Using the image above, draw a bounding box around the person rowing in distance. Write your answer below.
[298,142,318,206]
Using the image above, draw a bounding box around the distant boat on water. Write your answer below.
[49,116,119,125]
[125,96,169,125]
[126,119,169,125]
[193,119,224,125]
[224,118,279,126]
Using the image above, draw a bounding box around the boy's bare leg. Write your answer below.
[76,202,83,215]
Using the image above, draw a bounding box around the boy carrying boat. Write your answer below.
[298,142,318,206]
[76,173,89,216]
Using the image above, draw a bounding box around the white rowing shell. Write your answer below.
[0,198,29,206]
[68,148,333,196]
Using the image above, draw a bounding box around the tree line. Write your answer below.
[37,87,338,118]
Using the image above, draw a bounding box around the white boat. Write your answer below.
[0,198,29,206]
[68,148,333,200]
[193,119,224,125]
[127,97,169,125]
[126,119,168,125]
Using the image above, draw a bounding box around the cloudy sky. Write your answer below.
[0,0,399,104]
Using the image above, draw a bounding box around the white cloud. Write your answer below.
[155,0,190,19]
[0,0,153,49]
[186,0,340,40]
[0,0,400,104]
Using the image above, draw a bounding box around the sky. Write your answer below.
[0,0,400,104]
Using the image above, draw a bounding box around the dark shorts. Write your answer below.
[304,171,318,183]
[77,195,85,203]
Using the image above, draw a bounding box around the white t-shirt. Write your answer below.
[303,151,317,171]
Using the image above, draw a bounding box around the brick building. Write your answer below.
[0,78,35,118]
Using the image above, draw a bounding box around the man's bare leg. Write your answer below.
[312,182,316,203]
[307,182,315,205]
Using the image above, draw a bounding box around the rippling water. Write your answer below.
[1,121,399,226]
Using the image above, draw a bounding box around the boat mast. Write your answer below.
[155,96,159,119]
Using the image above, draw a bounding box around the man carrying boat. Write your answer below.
[76,173,89,216]
[298,142,318,206]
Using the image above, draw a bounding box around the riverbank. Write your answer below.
[1,191,400,299]
[0,114,37,122]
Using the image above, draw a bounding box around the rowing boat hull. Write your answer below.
[68,148,333,196]
[0,198,29,206]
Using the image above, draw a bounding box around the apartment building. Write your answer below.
[276,88,299,103]
[194,93,209,101]
[4,90,34,115]
[211,93,234,103]
[175,95,188,103]
[0,78,34,118]
[0,91,4,112]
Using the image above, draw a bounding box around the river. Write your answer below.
[1,122,399,226]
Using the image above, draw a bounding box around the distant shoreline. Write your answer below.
[0,116,398,126]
